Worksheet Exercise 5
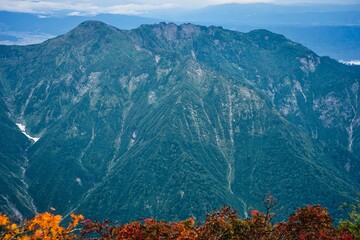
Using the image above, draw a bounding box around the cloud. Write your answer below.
[208,0,272,4]
[101,3,176,15]
[0,31,55,45]
[0,0,176,15]
[0,0,358,15]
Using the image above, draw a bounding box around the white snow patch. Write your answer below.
[75,177,82,186]
[129,131,137,148]
[340,60,360,66]
[17,123,26,132]
[191,50,196,59]
[16,123,40,142]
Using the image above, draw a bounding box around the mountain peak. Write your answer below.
[76,20,112,29]
[51,20,120,46]
[137,22,207,41]
[66,20,118,37]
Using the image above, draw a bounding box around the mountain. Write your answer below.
[146,3,360,61]
[0,11,159,45]
[2,3,360,61]
[0,21,359,222]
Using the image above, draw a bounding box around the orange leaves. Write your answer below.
[9,223,19,232]
[26,212,66,239]
[34,229,43,239]
[0,214,10,226]
[0,214,20,240]
[18,236,31,240]
[251,210,260,217]
[0,211,83,239]
[27,212,62,231]
[69,213,84,231]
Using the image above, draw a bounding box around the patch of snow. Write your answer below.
[17,123,26,132]
[129,131,137,148]
[16,123,40,142]
[75,177,82,186]
[191,50,196,59]
[339,60,360,66]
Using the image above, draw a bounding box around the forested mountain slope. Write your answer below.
[0,21,359,222]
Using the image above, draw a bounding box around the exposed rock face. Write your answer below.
[0,21,359,222]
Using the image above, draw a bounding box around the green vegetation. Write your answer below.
[0,21,359,223]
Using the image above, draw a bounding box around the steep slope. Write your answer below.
[0,21,359,222]
[0,93,36,220]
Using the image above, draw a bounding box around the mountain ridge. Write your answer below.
[0,21,359,222]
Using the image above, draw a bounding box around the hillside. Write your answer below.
[0,21,359,222]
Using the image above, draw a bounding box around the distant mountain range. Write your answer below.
[1,3,360,60]
[146,3,360,26]
[0,21,359,223]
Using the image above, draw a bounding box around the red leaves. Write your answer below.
[298,233,308,239]
[251,210,260,217]
[274,205,354,240]
[79,217,197,239]
[0,203,356,239]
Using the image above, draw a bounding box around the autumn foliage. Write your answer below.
[0,212,83,239]
[1,197,358,239]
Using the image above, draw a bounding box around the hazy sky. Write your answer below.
[0,0,359,15]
